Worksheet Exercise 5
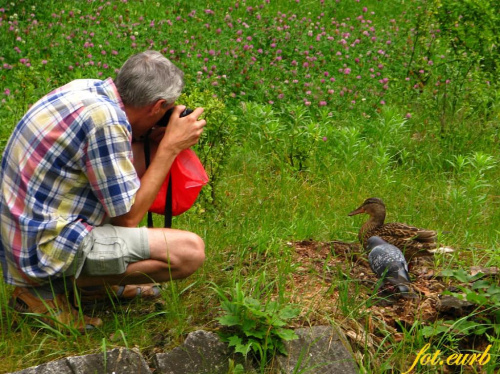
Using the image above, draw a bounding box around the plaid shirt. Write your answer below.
[0,78,140,286]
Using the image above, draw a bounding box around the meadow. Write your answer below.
[0,0,499,372]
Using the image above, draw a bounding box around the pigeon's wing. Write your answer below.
[369,245,407,277]
[385,261,411,286]
[368,247,385,276]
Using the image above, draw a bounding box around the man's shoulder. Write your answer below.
[56,79,126,123]
[50,79,119,105]
[49,79,103,97]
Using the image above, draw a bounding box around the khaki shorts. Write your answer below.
[67,224,150,278]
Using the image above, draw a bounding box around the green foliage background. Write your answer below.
[0,0,499,372]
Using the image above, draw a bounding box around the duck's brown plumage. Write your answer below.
[348,197,437,260]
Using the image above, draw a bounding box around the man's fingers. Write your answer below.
[190,107,204,119]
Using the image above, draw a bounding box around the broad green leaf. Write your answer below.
[227,335,243,348]
[279,306,300,320]
[244,297,261,309]
[218,315,241,327]
[245,329,266,339]
[452,269,471,283]
[421,324,449,337]
[242,318,257,332]
[487,284,500,295]
[275,328,298,341]
[234,341,254,356]
[466,291,489,305]
[265,301,279,313]
[439,269,456,277]
[270,316,287,327]
[276,342,288,355]
[471,280,491,290]
[222,300,240,314]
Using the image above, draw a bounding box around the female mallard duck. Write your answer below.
[348,197,438,260]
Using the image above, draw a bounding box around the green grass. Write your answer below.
[1,0,499,372]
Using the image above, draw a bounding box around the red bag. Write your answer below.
[149,148,208,216]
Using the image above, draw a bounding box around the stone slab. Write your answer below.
[277,326,359,374]
[152,330,252,374]
[10,327,358,374]
[10,347,151,374]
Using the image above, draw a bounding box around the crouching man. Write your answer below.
[0,50,206,332]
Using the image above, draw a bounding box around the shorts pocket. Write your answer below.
[83,237,127,276]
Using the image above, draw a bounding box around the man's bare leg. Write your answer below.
[75,228,205,287]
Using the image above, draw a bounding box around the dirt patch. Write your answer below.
[287,239,496,371]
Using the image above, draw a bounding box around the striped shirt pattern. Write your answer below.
[0,78,140,286]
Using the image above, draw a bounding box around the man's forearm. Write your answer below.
[110,148,177,227]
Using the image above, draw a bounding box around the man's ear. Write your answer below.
[151,99,167,115]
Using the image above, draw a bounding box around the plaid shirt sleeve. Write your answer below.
[84,103,140,218]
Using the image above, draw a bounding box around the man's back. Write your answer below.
[0,78,139,286]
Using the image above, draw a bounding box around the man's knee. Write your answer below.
[169,231,205,278]
[184,231,205,269]
[149,228,205,278]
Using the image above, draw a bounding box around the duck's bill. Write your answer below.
[348,206,365,216]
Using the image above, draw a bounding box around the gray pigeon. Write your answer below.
[367,236,411,294]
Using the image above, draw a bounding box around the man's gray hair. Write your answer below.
[115,50,184,107]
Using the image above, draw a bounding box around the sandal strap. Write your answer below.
[114,285,126,298]
[110,284,160,300]
[75,284,161,304]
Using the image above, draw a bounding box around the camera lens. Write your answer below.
[156,107,193,127]
[180,108,194,117]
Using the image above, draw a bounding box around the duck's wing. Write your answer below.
[377,223,437,246]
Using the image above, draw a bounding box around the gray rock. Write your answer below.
[437,295,475,317]
[10,328,359,374]
[10,347,151,374]
[277,326,358,374]
[9,359,74,374]
[153,330,253,374]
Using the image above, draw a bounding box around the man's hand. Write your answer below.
[158,105,206,154]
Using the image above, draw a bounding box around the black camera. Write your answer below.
[156,107,193,127]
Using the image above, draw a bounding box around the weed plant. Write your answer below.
[0,0,499,373]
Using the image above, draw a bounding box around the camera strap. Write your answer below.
[144,132,173,228]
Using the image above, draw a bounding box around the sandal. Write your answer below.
[75,283,161,307]
[111,284,161,300]
[10,287,102,333]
